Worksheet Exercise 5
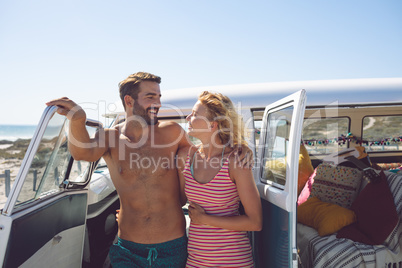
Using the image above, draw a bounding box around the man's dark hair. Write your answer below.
[119,72,161,109]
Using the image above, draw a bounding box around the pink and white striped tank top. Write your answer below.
[183,151,254,268]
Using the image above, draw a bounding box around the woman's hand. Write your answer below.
[188,201,206,224]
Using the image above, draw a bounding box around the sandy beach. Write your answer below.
[0,158,22,207]
[0,137,68,208]
[0,144,13,150]
[0,141,26,208]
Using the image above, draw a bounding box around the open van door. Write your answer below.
[0,106,100,267]
[253,90,306,267]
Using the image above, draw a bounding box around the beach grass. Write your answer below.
[1,139,31,207]
[0,139,31,160]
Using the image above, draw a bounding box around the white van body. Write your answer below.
[0,78,401,267]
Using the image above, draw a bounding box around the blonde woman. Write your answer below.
[177,91,262,267]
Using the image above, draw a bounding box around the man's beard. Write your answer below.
[132,104,158,125]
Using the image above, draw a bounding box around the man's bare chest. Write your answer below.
[110,144,177,177]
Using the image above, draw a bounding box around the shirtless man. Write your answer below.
[47,72,252,267]
[47,72,190,267]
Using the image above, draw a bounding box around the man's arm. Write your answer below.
[46,97,109,162]
[160,120,193,151]
[176,145,191,206]
[169,119,252,168]
[161,121,193,206]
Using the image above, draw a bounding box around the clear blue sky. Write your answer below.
[1,0,401,125]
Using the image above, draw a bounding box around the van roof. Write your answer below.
[106,78,402,118]
[161,77,402,109]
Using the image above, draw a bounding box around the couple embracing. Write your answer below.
[47,72,262,267]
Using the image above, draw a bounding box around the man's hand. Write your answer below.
[46,97,86,122]
[115,209,120,223]
[46,97,106,161]
[233,144,254,169]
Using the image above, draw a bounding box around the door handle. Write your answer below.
[52,235,62,245]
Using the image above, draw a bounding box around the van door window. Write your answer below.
[14,113,68,207]
[362,115,402,152]
[13,113,95,208]
[67,126,98,183]
[260,106,292,188]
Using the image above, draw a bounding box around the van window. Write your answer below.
[253,120,262,152]
[11,115,97,209]
[260,106,293,188]
[14,113,68,208]
[362,115,402,152]
[302,117,350,155]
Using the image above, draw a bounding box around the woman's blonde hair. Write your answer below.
[198,91,247,148]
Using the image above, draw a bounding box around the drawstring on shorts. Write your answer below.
[146,247,158,267]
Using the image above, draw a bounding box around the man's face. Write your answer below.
[132,81,161,125]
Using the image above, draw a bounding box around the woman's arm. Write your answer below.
[188,156,262,231]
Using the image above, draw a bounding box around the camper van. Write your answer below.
[1,78,401,267]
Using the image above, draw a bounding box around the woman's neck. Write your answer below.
[199,141,225,161]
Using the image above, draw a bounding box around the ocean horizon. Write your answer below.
[0,124,36,142]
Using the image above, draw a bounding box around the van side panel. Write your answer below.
[4,193,87,267]
[253,199,290,267]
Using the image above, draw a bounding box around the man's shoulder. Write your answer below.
[98,126,120,136]
[158,120,181,127]
[93,126,118,137]
[178,144,196,158]
[102,123,123,135]
[157,121,184,132]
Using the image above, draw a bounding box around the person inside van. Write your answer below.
[177,91,262,267]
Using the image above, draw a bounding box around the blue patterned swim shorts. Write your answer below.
[109,236,187,268]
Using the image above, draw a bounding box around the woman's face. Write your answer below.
[186,100,212,137]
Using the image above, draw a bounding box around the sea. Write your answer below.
[0,125,37,142]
